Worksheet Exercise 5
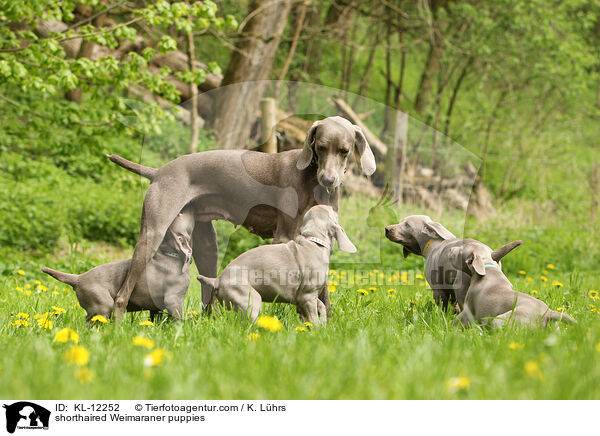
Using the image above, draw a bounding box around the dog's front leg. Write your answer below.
[318,284,332,318]
[192,221,218,310]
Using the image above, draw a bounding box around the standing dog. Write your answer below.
[385,215,522,309]
[450,242,576,327]
[107,116,375,319]
[197,205,356,326]
[42,206,195,322]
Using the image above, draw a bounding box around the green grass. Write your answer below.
[1,196,599,400]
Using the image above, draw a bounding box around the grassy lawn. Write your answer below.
[1,197,599,400]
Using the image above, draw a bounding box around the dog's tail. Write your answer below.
[41,267,79,286]
[197,275,218,291]
[546,310,577,325]
[106,154,158,181]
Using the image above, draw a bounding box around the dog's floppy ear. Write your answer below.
[422,221,455,240]
[492,240,522,262]
[353,125,376,176]
[466,252,486,276]
[334,224,357,253]
[297,121,320,170]
[171,231,192,273]
[403,246,411,258]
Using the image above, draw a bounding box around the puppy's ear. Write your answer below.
[171,231,192,273]
[297,121,320,170]
[334,224,357,253]
[354,125,376,176]
[403,246,411,258]
[422,221,455,240]
[491,240,522,262]
[466,252,486,276]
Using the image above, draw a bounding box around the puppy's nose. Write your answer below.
[385,226,393,235]
[321,174,336,187]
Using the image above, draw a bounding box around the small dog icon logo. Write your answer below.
[3,402,50,433]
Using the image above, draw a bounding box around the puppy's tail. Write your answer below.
[546,310,577,325]
[106,154,158,181]
[197,275,217,291]
[41,267,78,287]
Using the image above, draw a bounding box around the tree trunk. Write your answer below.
[187,31,199,154]
[413,0,445,116]
[209,0,291,149]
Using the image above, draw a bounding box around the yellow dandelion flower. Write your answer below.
[25,284,31,289]
[33,280,41,285]
[327,284,337,293]
[524,360,543,380]
[357,288,368,296]
[508,342,524,350]
[369,287,377,292]
[17,269,25,276]
[74,367,94,384]
[247,333,260,342]
[65,346,90,366]
[540,276,548,282]
[526,277,533,283]
[551,281,563,287]
[15,286,24,293]
[37,313,53,330]
[531,290,538,295]
[62,287,69,293]
[304,322,313,327]
[329,279,338,286]
[143,348,171,367]
[340,271,346,276]
[519,270,526,275]
[24,290,31,296]
[132,336,155,349]
[52,291,60,295]
[557,306,567,312]
[16,313,29,319]
[589,290,599,300]
[547,264,555,270]
[139,320,154,326]
[51,305,66,315]
[415,274,425,280]
[10,319,30,328]
[446,376,470,390]
[295,327,307,332]
[37,285,48,292]
[387,288,396,294]
[54,328,79,344]
[257,316,282,332]
[90,315,108,324]
[187,311,199,317]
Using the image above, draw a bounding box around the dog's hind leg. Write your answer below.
[192,221,218,311]
[113,181,192,320]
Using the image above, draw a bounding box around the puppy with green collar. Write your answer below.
[385,215,521,311]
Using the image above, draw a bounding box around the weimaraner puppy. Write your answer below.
[450,241,576,327]
[197,205,356,326]
[42,206,195,322]
[385,215,522,310]
[107,116,375,320]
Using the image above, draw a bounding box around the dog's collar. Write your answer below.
[484,263,500,269]
[306,236,330,249]
[422,239,435,256]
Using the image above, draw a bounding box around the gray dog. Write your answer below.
[449,241,576,327]
[107,116,375,319]
[197,205,356,326]
[42,206,195,322]
[385,215,522,309]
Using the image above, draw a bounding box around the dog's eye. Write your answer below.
[339,148,349,155]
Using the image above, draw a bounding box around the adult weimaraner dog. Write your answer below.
[385,215,522,310]
[197,205,356,326]
[108,116,376,320]
[449,239,576,327]
[42,205,195,322]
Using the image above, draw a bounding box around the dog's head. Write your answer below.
[296,116,376,192]
[449,239,523,276]
[300,205,357,253]
[385,215,455,258]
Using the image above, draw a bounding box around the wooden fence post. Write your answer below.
[260,98,277,153]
